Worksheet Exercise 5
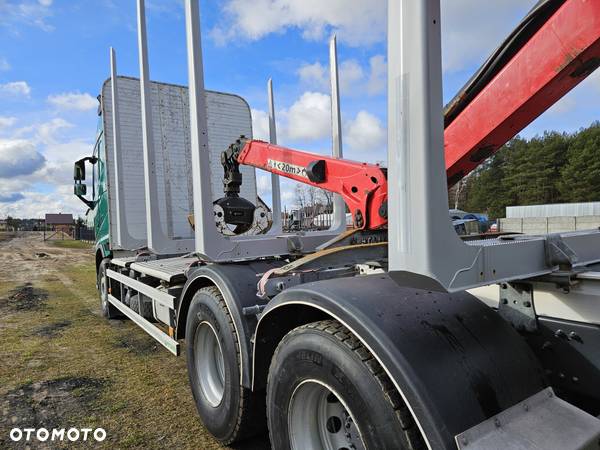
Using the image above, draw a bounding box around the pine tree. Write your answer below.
[559,122,600,202]
[454,121,599,219]
[464,149,510,219]
[502,132,568,205]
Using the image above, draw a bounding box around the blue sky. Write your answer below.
[0,0,599,219]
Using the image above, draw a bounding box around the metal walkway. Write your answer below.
[129,257,198,283]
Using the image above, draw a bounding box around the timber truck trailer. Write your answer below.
[74,0,600,448]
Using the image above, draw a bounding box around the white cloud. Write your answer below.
[0,189,85,219]
[298,62,328,91]
[279,179,297,205]
[366,55,386,95]
[282,91,331,141]
[256,173,271,197]
[251,108,270,141]
[0,117,86,200]
[0,0,54,32]
[0,139,46,178]
[211,0,386,47]
[36,118,73,144]
[0,116,17,130]
[38,139,91,185]
[47,92,97,111]
[345,111,386,152]
[251,91,332,144]
[0,57,10,71]
[0,134,92,218]
[339,59,364,92]
[252,90,387,152]
[0,81,31,97]
[298,55,386,96]
[12,117,73,145]
[213,0,534,75]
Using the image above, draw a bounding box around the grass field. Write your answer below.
[0,235,269,449]
[50,239,93,249]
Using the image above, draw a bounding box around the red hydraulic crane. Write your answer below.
[219,0,600,231]
[444,0,600,185]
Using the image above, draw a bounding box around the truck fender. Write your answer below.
[177,261,282,388]
[252,274,547,450]
[94,244,108,277]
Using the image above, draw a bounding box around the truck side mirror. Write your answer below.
[74,160,86,181]
[74,183,87,196]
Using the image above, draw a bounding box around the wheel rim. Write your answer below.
[194,321,226,407]
[288,380,366,450]
[100,273,107,309]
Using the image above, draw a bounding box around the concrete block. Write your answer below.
[548,217,576,233]
[522,217,548,235]
[499,218,523,233]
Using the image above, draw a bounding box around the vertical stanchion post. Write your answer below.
[109,47,125,248]
[184,0,217,254]
[387,0,477,289]
[329,35,346,230]
[267,78,282,233]
[137,0,163,252]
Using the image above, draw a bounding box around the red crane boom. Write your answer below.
[445,0,600,185]
[226,0,600,230]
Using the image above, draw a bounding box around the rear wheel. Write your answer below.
[185,286,265,445]
[267,320,426,450]
[98,258,121,319]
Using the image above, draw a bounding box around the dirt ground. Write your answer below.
[0,232,270,449]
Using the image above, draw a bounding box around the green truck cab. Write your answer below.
[74,118,111,266]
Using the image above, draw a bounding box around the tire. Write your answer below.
[185,286,265,445]
[267,320,426,450]
[139,294,154,321]
[98,258,121,319]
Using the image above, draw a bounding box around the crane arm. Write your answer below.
[218,0,600,232]
[223,138,388,230]
[445,0,600,185]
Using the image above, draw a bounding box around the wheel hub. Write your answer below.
[100,275,107,307]
[194,321,225,407]
[288,380,366,450]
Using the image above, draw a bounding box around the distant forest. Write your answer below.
[450,121,600,219]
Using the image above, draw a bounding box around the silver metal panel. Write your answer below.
[386,0,600,292]
[469,272,600,325]
[102,77,256,251]
[455,387,600,450]
[507,202,600,218]
[129,257,198,282]
[107,269,175,308]
[110,256,137,268]
[107,293,179,355]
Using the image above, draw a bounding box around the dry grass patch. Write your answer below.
[0,260,269,449]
